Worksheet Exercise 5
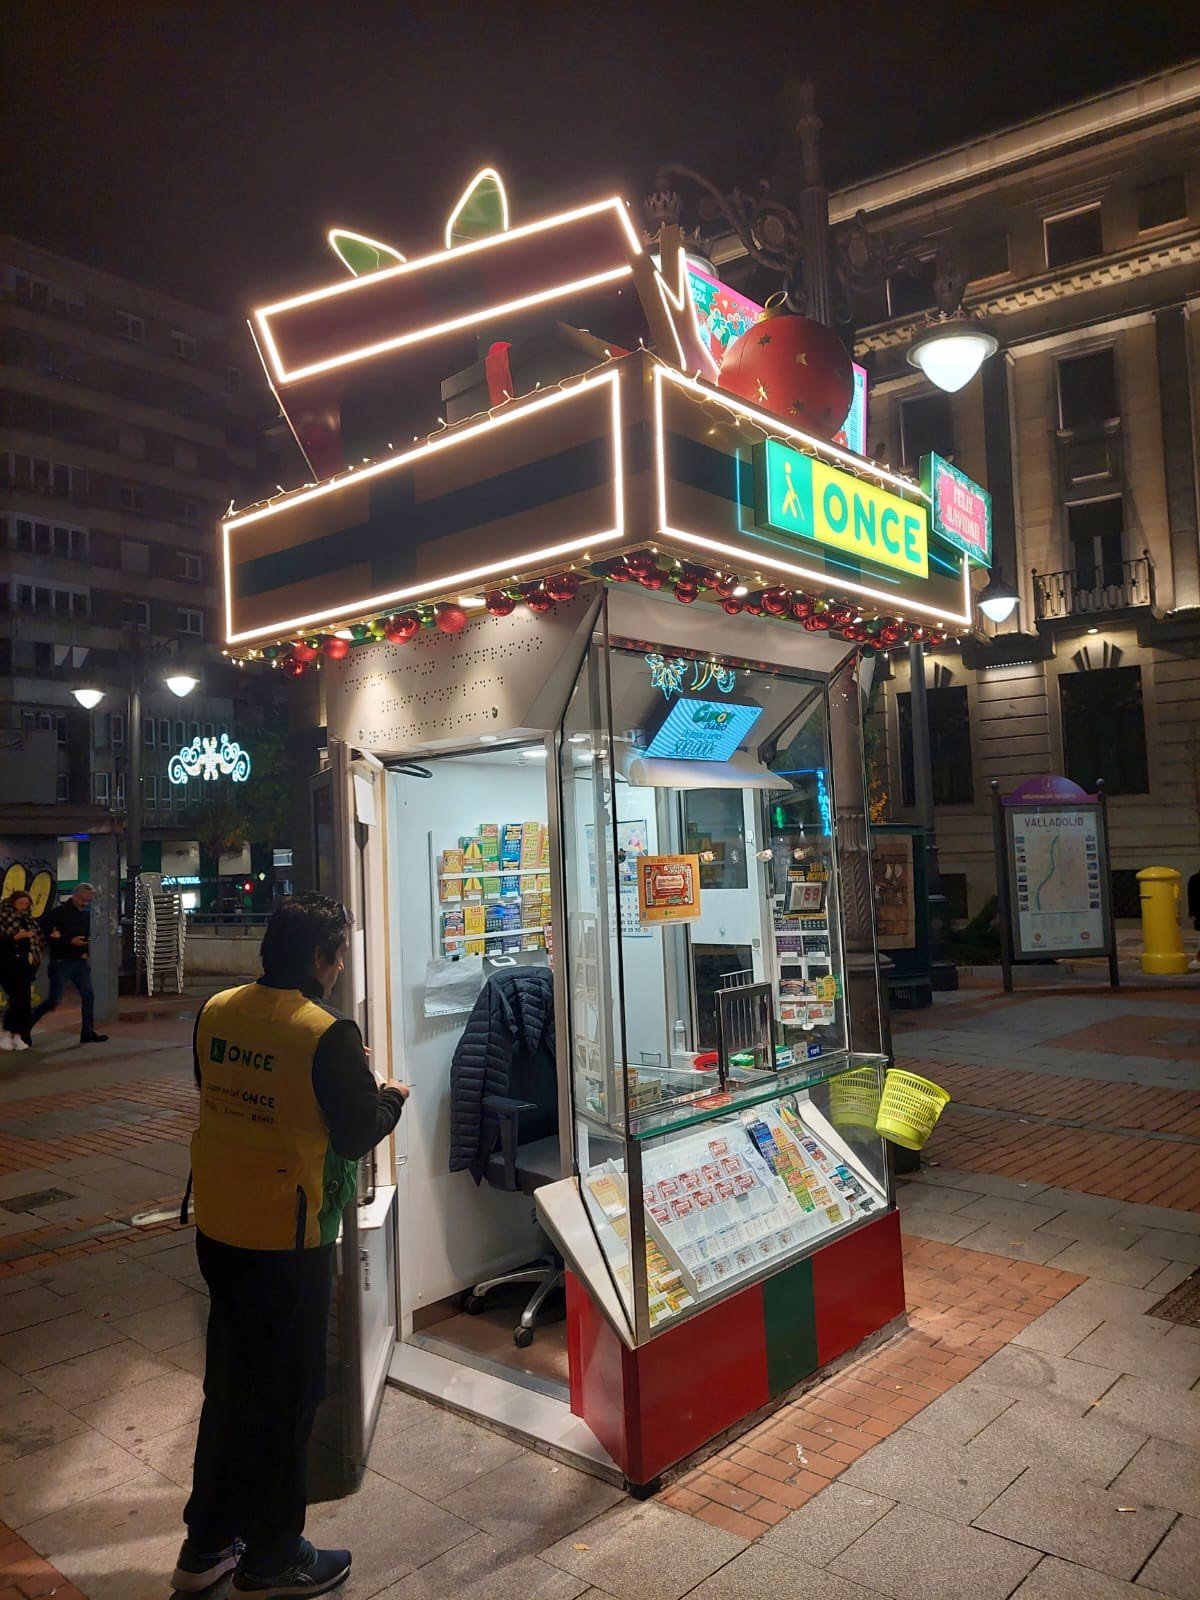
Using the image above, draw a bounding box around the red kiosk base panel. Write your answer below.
[567,1209,905,1487]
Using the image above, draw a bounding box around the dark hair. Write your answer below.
[260,894,351,988]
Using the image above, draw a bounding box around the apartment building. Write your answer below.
[0,235,296,895]
[834,63,1200,921]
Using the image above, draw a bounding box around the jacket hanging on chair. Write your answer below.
[448,966,556,1183]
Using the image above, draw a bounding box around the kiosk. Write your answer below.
[222,171,974,1491]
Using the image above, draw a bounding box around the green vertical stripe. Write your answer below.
[762,1257,818,1395]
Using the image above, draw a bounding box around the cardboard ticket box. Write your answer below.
[637,854,702,925]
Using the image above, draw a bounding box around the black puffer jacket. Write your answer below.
[449,966,556,1183]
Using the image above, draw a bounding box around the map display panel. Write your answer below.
[1006,806,1107,957]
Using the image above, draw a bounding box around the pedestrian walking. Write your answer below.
[0,889,45,1051]
[173,894,408,1599]
[29,882,107,1044]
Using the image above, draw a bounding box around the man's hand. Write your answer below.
[382,1080,411,1100]
[70,936,87,947]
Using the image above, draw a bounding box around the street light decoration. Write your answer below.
[168,733,252,785]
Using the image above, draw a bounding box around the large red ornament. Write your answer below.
[435,603,468,634]
[673,581,698,604]
[484,591,515,617]
[639,570,666,590]
[291,640,318,663]
[761,587,791,617]
[321,635,349,660]
[282,656,306,678]
[722,598,744,616]
[384,612,422,642]
[524,589,554,613]
[543,573,579,603]
[717,307,853,441]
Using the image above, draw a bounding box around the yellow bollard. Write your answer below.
[1137,867,1189,976]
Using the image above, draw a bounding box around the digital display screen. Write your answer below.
[643,698,764,762]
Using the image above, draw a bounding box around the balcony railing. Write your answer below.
[1032,551,1156,622]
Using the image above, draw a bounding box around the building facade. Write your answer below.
[0,235,297,901]
[833,64,1200,922]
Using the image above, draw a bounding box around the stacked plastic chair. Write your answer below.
[134,872,186,995]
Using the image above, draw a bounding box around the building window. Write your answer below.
[176,551,203,581]
[225,364,242,391]
[116,773,126,810]
[55,773,70,803]
[122,597,151,631]
[109,712,125,747]
[178,607,204,637]
[898,684,974,806]
[174,719,186,746]
[1067,498,1125,589]
[175,496,200,525]
[1059,665,1148,795]
[14,518,88,558]
[170,330,199,362]
[899,392,954,467]
[94,772,111,805]
[963,231,1009,282]
[143,716,156,749]
[158,718,170,747]
[886,255,938,319]
[116,309,145,343]
[12,578,89,615]
[8,453,87,499]
[145,775,158,811]
[120,538,150,573]
[1044,204,1103,269]
[55,713,67,746]
[1058,348,1118,431]
[120,484,146,513]
[1136,175,1187,233]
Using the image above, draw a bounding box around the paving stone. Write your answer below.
[307,1467,477,1592]
[686,1543,887,1599]
[1068,1321,1200,1388]
[956,1196,1064,1233]
[900,1210,990,1245]
[1120,1205,1200,1236]
[971,1347,1120,1411]
[1134,1228,1200,1266]
[969,1396,1146,1486]
[1011,1555,1165,1598]
[0,1308,124,1373]
[896,1181,986,1213]
[1032,1190,1130,1219]
[23,1248,136,1295]
[0,1284,72,1336]
[542,1499,746,1600]
[955,1223,1069,1263]
[110,1286,207,1350]
[61,1265,192,1320]
[29,1338,177,1409]
[973,1466,1176,1581]
[1053,1282,1171,1328]
[1043,1242,1171,1289]
[841,1427,1026,1523]
[1110,1437,1200,1520]
[372,1530,589,1600]
[367,1400,526,1500]
[1136,1513,1200,1600]
[16,1465,184,1600]
[159,1334,207,1377]
[763,1481,895,1565]
[1143,1259,1196,1297]
[0,1425,146,1527]
[74,1365,203,1449]
[0,1360,35,1402]
[1011,1304,1105,1357]
[441,1450,625,1551]
[1090,1375,1200,1449]
[829,1503,1040,1600]
[1034,1213,1152,1250]
[0,1389,88,1463]
[903,1382,1016,1446]
[128,1417,195,1490]
[928,1172,1051,1202]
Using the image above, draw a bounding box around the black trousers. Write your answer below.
[0,958,34,1038]
[186,1230,334,1573]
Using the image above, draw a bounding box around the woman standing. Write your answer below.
[0,890,45,1051]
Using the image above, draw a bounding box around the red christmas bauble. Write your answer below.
[606,562,633,582]
[674,581,698,604]
[745,602,764,616]
[761,587,791,617]
[804,615,832,632]
[543,573,579,603]
[435,604,468,634]
[625,552,658,579]
[722,598,744,615]
[639,571,665,590]
[791,596,815,621]
[714,576,737,599]
[717,310,853,441]
[282,656,306,678]
[321,635,349,660]
[290,640,318,664]
[384,612,421,642]
[484,590,515,617]
[525,590,554,613]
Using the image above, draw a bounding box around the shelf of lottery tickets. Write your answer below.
[433,820,553,958]
[583,1092,886,1330]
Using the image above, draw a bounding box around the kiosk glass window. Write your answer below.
[560,637,888,1341]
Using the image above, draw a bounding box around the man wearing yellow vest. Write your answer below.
[173,896,407,1599]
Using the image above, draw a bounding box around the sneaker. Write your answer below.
[80,1031,109,1043]
[10,1037,27,1051]
[172,1536,243,1592]
[232,1540,352,1597]
[0,1033,13,1052]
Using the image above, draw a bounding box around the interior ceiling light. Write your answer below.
[977,572,1020,624]
[907,317,999,394]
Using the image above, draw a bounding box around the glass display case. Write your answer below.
[560,626,890,1345]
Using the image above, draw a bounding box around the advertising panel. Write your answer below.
[637,854,703,924]
[1005,805,1107,957]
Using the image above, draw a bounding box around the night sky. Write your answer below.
[4,0,1199,313]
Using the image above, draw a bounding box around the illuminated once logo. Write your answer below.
[169,734,252,785]
[757,439,929,579]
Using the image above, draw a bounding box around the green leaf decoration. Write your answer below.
[328,229,406,277]
[445,168,509,248]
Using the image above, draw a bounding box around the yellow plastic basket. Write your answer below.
[829,1067,883,1137]
[875,1069,950,1151]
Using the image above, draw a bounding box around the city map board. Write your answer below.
[1004,802,1111,959]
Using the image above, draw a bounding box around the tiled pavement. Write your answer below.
[0,972,1197,1599]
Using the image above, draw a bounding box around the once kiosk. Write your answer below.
[222,171,974,1491]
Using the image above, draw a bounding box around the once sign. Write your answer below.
[757,439,929,579]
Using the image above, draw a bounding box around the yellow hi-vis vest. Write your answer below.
[192,983,357,1251]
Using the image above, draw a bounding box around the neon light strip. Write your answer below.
[223,368,625,645]
[651,367,973,627]
[443,166,510,249]
[651,248,720,380]
[254,197,643,385]
[326,228,407,273]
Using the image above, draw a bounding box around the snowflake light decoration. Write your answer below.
[168,733,252,785]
